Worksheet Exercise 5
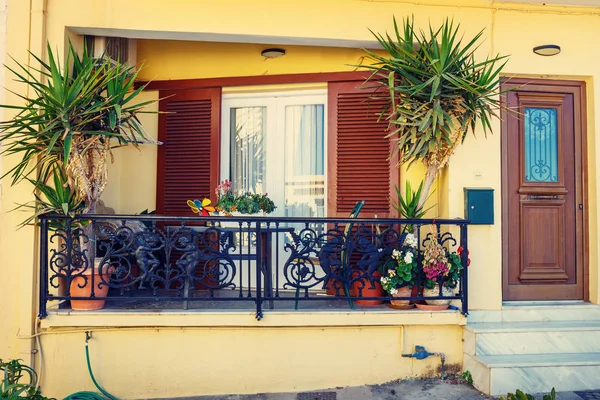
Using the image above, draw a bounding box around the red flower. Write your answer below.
[457,246,471,267]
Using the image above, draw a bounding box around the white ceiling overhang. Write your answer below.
[68,27,383,49]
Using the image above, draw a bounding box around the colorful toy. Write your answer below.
[187,198,215,216]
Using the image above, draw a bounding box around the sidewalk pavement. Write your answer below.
[176,379,590,400]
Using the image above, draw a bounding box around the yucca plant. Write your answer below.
[363,16,508,210]
[392,180,434,219]
[392,180,434,233]
[0,41,157,259]
[17,164,84,230]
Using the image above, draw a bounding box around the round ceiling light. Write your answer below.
[533,45,561,56]
[261,48,286,58]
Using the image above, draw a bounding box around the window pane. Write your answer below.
[231,107,267,193]
[524,107,558,182]
[284,104,325,218]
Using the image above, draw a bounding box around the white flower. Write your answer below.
[405,233,418,248]
[404,252,413,263]
[390,288,398,295]
[380,277,388,284]
[392,249,401,259]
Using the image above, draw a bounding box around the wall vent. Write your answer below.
[83,35,137,68]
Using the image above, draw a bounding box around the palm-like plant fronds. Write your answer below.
[362,17,508,209]
[17,164,84,229]
[392,180,434,219]
[0,41,158,218]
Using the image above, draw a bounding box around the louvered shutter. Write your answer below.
[156,88,221,215]
[327,81,399,218]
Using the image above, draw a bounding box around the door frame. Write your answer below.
[500,78,589,301]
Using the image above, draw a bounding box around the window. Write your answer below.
[156,78,398,219]
[221,91,327,219]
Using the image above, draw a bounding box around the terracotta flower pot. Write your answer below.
[325,278,345,296]
[423,285,455,307]
[70,258,112,311]
[353,272,384,306]
[390,286,412,307]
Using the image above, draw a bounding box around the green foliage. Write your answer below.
[461,370,473,386]
[0,359,55,400]
[499,388,556,400]
[17,164,84,229]
[233,192,276,214]
[362,16,508,168]
[444,252,463,289]
[214,180,276,215]
[380,233,419,291]
[392,180,434,219]
[0,41,157,221]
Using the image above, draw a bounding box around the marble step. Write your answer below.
[468,303,600,323]
[464,321,600,355]
[463,352,600,395]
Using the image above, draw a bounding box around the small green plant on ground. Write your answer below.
[499,387,556,400]
[461,370,473,386]
[0,359,55,400]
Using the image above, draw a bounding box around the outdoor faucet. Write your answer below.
[402,345,446,380]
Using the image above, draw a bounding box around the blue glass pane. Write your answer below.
[524,108,558,182]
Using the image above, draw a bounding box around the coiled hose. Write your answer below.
[63,333,118,400]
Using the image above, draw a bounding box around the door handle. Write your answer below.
[579,204,583,210]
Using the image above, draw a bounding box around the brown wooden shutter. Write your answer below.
[156,88,221,215]
[327,81,399,218]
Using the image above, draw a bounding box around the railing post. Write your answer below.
[38,217,49,319]
[460,223,469,316]
[255,222,263,320]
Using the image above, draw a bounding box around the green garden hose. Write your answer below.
[62,333,118,400]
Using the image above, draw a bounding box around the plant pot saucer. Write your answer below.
[416,303,449,311]
[388,303,415,310]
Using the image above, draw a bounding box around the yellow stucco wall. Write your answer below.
[36,315,463,399]
[0,0,46,366]
[136,40,368,81]
[1,0,600,398]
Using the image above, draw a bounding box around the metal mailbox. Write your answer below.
[464,188,494,225]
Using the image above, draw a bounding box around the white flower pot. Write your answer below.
[423,285,455,306]
[219,211,264,228]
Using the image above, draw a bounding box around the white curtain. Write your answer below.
[284,104,325,218]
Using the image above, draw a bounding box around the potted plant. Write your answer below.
[0,42,157,310]
[213,180,276,221]
[420,233,464,310]
[362,16,508,213]
[380,232,419,309]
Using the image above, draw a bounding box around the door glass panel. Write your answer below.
[284,104,325,219]
[524,107,558,182]
[230,107,267,193]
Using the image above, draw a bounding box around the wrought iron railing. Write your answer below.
[38,214,469,319]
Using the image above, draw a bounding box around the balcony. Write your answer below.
[38,214,470,320]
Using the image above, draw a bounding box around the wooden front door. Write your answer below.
[502,79,587,301]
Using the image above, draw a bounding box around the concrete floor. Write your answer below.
[150,378,591,400]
